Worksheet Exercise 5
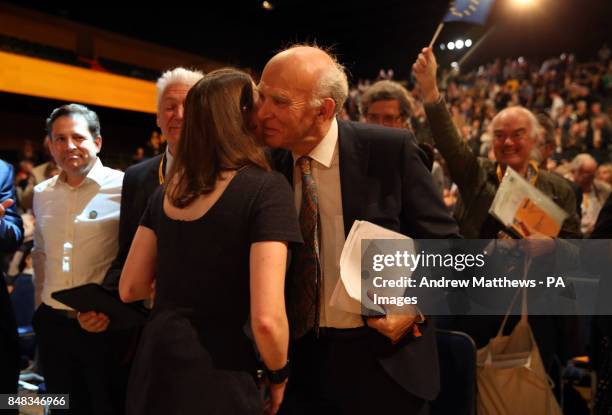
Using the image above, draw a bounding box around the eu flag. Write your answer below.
[443,0,495,25]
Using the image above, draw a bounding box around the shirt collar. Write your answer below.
[56,158,105,188]
[292,118,338,168]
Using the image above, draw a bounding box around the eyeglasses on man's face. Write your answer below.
[365,113,403,126]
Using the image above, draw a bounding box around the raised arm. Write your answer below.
[412,47,486,202]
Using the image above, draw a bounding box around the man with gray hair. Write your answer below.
[77,68,203,387]
[259,45,459,414]
[413,47,581,394]
[413,47,580,240]
[98,67,203,296]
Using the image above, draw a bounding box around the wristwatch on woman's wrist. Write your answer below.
[265,360,290,384]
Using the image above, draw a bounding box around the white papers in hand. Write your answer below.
[331,220,415,314]
[489,167,568,238]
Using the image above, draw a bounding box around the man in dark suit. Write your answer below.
[257,45,460,414]
[102,67,203,294]
[0,159,23,400]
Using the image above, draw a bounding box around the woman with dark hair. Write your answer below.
[120,69,302,414]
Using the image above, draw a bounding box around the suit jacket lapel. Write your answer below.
[270,149,294,186]
[338,120,369,236]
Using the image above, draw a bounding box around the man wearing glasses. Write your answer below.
[360,80,414,129]
[413,47,582,393]
[412,47,580,240]
[360,79,445,196]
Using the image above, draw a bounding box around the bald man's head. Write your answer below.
[256,45,348,154]
[490,106,541,175]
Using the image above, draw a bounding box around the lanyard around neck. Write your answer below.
[158,155,166,185]
[496,160,539,186]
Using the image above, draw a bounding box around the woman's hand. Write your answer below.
[264,380,287,415]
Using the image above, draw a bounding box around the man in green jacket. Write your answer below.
[412,48,582,386]
[412,47,580,241]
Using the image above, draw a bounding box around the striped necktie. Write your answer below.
[288,156,321,338]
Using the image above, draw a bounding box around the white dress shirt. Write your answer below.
[32,158,123,309]
[293,119,363,329]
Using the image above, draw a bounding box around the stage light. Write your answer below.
[440,43,446,51]
[465,39,472,48]
[511,0,535,8]
[455,39,464,50]
[262,1,274,10]
[447,42,455,50]
[451,62,459,69]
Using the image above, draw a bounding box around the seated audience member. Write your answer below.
[14,160,36,213]
[537,112,583,218]
[120,69,301,415]
[596,163,612,187]
[571,153,611,236]
[586,116,611,165]
[31,136,57,184]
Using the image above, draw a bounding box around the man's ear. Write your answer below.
[94,136,103,154]
[317,97,337,121]
[48,137,58,161]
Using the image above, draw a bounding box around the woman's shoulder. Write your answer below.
[239,165,290,188]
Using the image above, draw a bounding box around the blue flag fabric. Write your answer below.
[443,0,495,25]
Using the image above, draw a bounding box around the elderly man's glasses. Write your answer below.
[493,128,528,142]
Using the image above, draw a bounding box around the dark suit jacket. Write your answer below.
[0,159,23,395]
[0,160,23,252]
[270,119,461,401]
[103,155,163,289]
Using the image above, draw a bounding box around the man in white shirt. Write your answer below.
[32,104,125,415]
[259,45,460,414]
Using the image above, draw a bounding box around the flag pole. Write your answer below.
[457,25,497,69]
[428,22,445,49]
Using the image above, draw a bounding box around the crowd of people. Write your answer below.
[346,47,612,239]
[0,42,610,415]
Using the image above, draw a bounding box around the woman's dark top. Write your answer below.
[126,165,302,415]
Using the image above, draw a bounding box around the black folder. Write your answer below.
[51,283,149,330]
